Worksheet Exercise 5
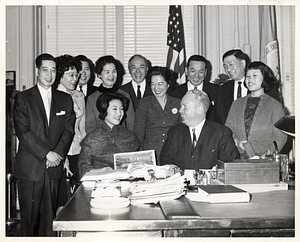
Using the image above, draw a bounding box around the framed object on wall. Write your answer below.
[6,71,16,114]
[6,71,16,88]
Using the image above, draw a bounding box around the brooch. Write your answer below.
[172,108,178,114]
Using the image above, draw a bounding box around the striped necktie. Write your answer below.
[192,128,197,147]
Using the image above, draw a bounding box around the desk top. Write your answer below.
[53,183,295,232]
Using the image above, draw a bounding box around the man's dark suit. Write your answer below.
[14,85,75,236]
[86,83,98,98]
[216,80,281,125]
[169,82,221,123]
[160,121,239,170]
[120,80,153,111]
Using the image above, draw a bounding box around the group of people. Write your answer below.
[13,49,287,236]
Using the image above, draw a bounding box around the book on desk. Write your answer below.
[187,185,250,203]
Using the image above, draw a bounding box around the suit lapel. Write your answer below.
[230,80,235,102]
[49,88,58,125]
[144,83,153,97]
[195,120,210,149]
[129,82,139,105]
[182,124,194,148]
[32,86,49,126]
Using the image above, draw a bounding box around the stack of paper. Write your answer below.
[128,173,187,204]
[81,169,130,182]
[91,180,121,198]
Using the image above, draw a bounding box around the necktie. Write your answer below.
[192,128,197,147]
[46,91,51,124]
[79,85,85,96]
[137,85,142,100]
[237,81,242,99]
[194,86,198,90]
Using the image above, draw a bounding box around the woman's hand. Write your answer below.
[64,157,73,177]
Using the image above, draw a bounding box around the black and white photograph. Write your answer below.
[3,1,298,240]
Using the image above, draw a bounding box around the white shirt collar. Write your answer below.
[189,118,206,141]
[132,80,146,97]
[37,83,52,99]
[76,83,87,96]
[187,81,203,91]
[57,83,69,94]
[234,77,248,100]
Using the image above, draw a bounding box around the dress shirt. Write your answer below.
[233,77,247,100]
[187,81,204,92]
[76,84,87,96]
[132,80,146,98]
[37,83,52,124]
[189,118,206,144]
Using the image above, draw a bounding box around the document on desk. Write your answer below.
[159,196,201,219]
[129,173,186,204]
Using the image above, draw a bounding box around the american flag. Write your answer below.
[166,5,187,84]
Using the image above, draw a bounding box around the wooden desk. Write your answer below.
[53,183,295,237]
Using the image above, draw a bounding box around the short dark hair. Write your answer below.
[96,91,129,120]
[55,54,81,82]
[187,55,207,69]
[74,55,96,85]
[245,61,278,92]
[35,53,56,69]
[95,55,117,75]
[146,66,178,89]
[222,49,251,67]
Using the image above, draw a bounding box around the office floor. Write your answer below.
[6,224,21,237]
[6,211,21,237]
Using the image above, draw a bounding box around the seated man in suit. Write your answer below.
[160,89,239,170]
[169,55,220,123]
[120,54,153,111]
[217,49,281,124]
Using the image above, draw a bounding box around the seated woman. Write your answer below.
[225,61,287,158]
[134,66,181,164]
[85,55,135,134]
[79,92,140,178]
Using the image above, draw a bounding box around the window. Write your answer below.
[44,5,195,85]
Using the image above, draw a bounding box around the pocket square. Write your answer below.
[56,111,66,116]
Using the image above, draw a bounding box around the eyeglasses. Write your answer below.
[64,71,79,79]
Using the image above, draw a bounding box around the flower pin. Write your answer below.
[172,108,178,114]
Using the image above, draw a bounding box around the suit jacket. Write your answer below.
[120,80,153,111]
[160,121,239,170]
[169,82,220,123]
[86,84,98,101]
[217,80,281,125]
[225,94,287,155]
[133,95,181,163]
[13,85,76,181]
